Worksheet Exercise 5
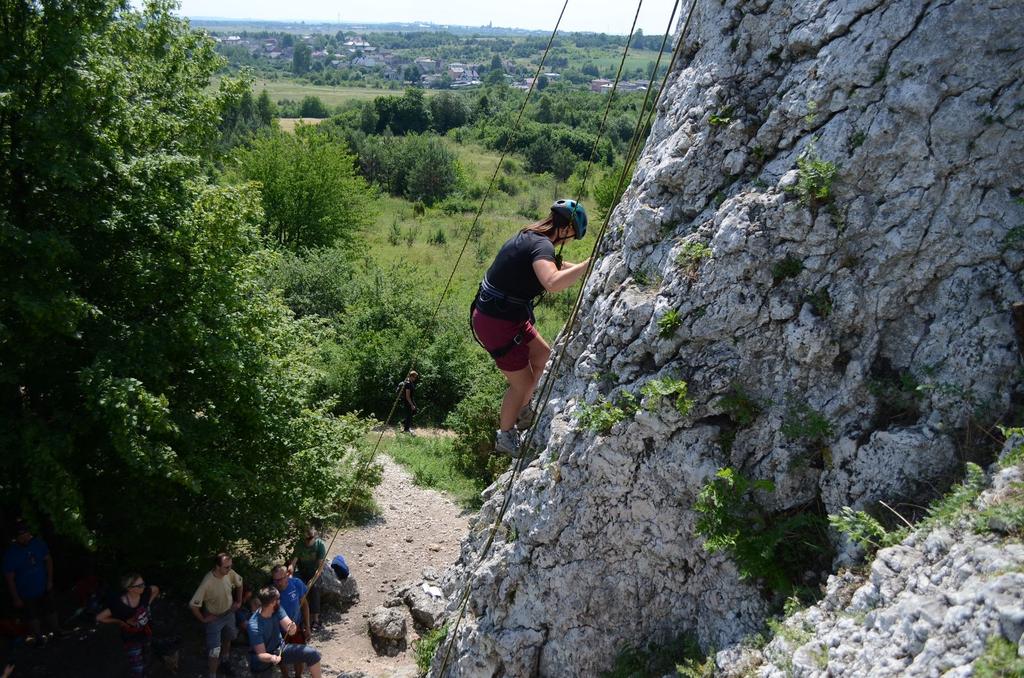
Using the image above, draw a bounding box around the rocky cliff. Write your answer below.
[435,0,1024,675]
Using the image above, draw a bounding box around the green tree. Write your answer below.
[535,95,553,123]
[474,92,492,119]
[489,54,503,73]
[403,135,461,205]
[537,73,549,90]
[430,92,469,133]
[0,0,376,573]
[374,88,431,135]
[298,95,329,118]
[551,147,578,181]
[293,43,312,74]
[233,128,375,250]
[359,102,379,134]
[593,165,629,217]
[256,89,277,125]
[485,68,506,87]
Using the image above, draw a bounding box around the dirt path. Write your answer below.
[316,448,472,677]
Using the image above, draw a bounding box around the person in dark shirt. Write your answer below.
[400,370,419,433]
[2,520,60,641]
[471,199,590,454]
[96,573,160,677]
[247,587,322,677]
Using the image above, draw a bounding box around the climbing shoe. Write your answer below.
[494,427,523,455]
[515,405,537,430]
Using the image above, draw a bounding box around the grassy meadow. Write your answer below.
[253,79,418,106]
[359,139,596,342]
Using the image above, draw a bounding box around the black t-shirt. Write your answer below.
[402,380,416,404]
[109,587,153,640]
[478,231,555,321]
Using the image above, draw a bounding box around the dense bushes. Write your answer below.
[0,1,377,576]
[348,132,462,205]
[262,251,490,425]
[231,127,375,249]
[444,369,510,485]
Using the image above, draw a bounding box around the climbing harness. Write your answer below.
[469,277,534,359]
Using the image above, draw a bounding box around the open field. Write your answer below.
[277,117,326,132]
[253,79,414,105]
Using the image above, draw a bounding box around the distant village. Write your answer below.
[213,33,652,92]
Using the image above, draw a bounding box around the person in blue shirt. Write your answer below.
[271,565,310,678]
[2,520,61,640]
[247,586,323,677]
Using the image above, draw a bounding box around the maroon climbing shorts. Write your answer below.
[472,309,539,372]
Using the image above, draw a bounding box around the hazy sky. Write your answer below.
[176,0,681,36]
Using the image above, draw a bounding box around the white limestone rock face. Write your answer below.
[435,0,1024,675]
[736,461,1024,678]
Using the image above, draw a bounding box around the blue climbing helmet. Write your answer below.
[551,199,587,240]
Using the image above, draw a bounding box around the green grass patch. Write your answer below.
[414,623,449,675]
[695,467,831,596]
[772,255,803,283]
[976,482,1024,538]
[676,241,712,278]
[781,399,834,445]
[253,79,425,106]
[382,434,484,508]
[792,144,838,207]
[576,392,638,434]
[973,635,1024,677]
[658,308,682,337]
[640,377,694,415]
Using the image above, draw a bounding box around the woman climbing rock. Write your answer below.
[471,199,590,455]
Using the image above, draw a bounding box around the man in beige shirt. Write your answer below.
[190,553,243,678]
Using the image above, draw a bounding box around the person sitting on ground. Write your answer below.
[471,199,590,454]
[270,565,310,678]
[188,552,243,678]
[2,519,62,642]
[247,587,323,677]
[96,573,160,677]
[400,370,419,434]
[287,527,325,633]
[234,586,260,647]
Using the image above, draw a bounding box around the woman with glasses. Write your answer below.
[97,573,160,677]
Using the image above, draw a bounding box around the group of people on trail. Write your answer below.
[3,517,333,678]
[185,528,329,678]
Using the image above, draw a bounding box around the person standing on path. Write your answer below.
[189,553,243,678]
[471,199,590,454]
[271,565,310,678]
[247,587,323,677]
[288,527,325,632]
[2,519,61,641]
[400,370,419,434]
[96,573,160,677]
